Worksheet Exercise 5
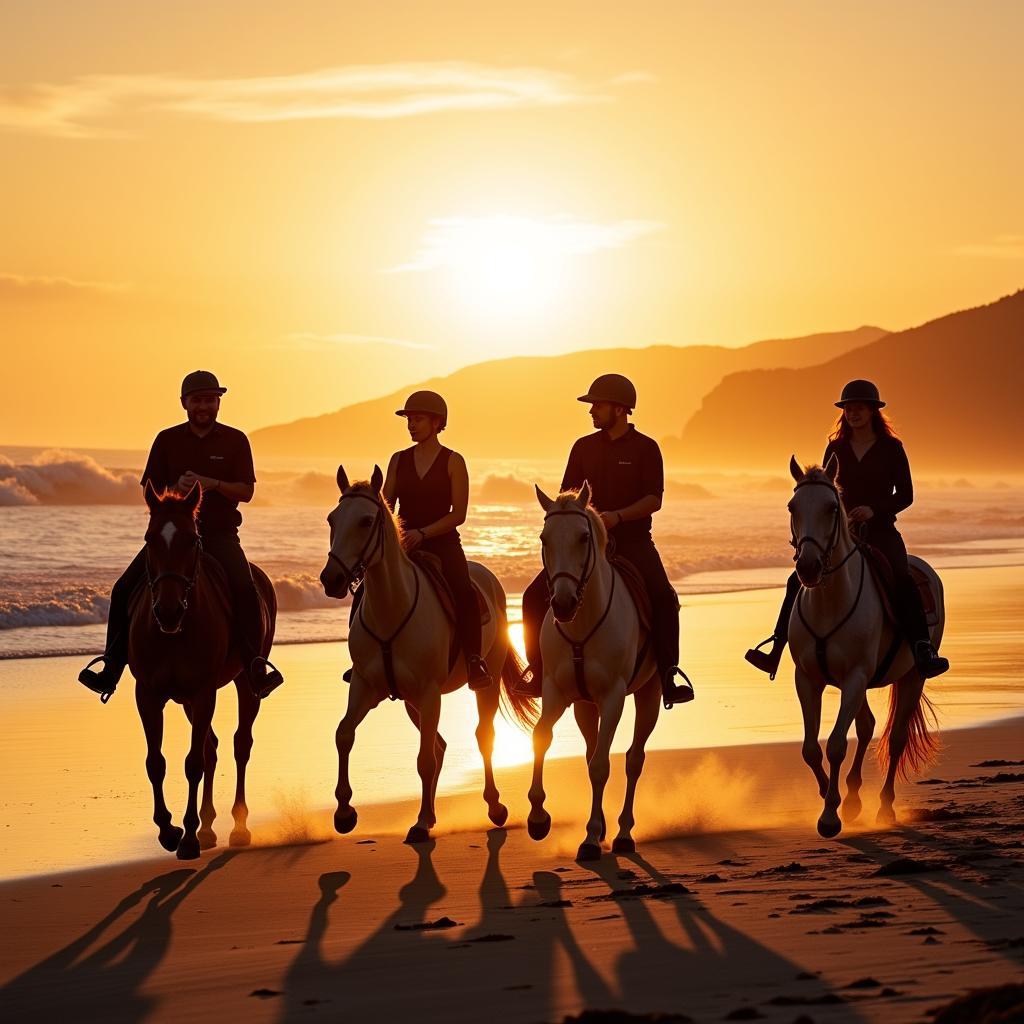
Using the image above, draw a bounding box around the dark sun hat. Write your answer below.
[181,370,227,397]
[835,379,885,409]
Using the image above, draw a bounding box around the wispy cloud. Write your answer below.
[280,331,435,351]
[388,215,666,273]
[953,235,1024,260]
[0,272,129,297]
[0,63,621,138]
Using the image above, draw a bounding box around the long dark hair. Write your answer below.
[829,407,899,443]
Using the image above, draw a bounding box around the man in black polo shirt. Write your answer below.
[522,374,695,708]
[78,370,283,701]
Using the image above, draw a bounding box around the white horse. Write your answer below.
[319,465,538,844]
[788,455,944,838]
[527,484,662,861]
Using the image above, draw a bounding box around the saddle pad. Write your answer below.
[409,550,491,627]
[608,555,653,632]
[860,543,898,622]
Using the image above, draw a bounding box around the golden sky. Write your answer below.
[1,0,1022,447]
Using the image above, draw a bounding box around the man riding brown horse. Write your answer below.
[521,374,695,709]
[78,370,283,701]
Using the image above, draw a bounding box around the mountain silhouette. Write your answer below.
[251,327,884,461]
[672,289,1024,472]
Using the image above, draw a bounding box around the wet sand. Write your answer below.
[0,717,1021,1023]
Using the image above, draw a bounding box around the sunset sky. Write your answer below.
[2,0,1022,448]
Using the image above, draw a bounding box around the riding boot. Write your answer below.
[236,593,284,699]
[467,655,493,690]
[745,572,800,679]
[521,572,548,692]
[895,576,949,679]
[78,638,127,703]
[661,666,695,709]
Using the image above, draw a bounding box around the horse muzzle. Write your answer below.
[550,591,580,623]
[153,603,187,634]
[320,563,349,599]
[795,552,824,588]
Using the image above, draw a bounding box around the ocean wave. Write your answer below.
[273,573,344,611]
[0,588,110,629]
[0,450,139,505]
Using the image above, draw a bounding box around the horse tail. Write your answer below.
[499,644,540,731]
[879,684,940,781]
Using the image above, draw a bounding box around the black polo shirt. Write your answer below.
[822,435,912,528]
[141,422,256,534]
[561,425,664,540]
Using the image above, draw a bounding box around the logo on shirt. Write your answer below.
[209,455,225,460]
[618,461,632,466]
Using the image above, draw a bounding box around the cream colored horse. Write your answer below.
[527,484,662,861]
[320,465,537,844]
[788,456,943,838]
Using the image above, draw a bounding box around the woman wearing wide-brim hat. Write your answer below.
[745,379,949,680]
[380,390,492,689]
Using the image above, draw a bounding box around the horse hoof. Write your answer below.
[489,804,509,828]
[817,815,842,839]
[229,829,252,848]
[842,799,863,823]
[527,815,551,841]
[404,826,431,845]
[612,838,636,854]
[576,842,602,863]
[158,826,184,852]
[176,837,201,860]
[198,829,217,851]
[334,808,358,835]
[876,807,896,827]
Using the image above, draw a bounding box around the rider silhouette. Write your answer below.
[745,379,949,681]
[78,371,283,701]
[522,374,695,709]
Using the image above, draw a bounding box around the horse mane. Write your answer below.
[150,487,201,520]
[552,489,608,555]
[344,482,405,542]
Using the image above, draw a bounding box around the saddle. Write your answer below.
[409,550,491,628]
[608,555,653,633]
[859,544,939,628]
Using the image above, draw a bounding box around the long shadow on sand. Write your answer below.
[0,851,235,1023]
[580,850,870,1022]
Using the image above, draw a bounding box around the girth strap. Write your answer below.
[358,570,421,701]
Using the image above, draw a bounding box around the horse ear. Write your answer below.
[182,481,201,515]
[370,464,384,493]
[144,479,161,511]
[535,485,554,512]
[336,464,350,494]
[578,480,592,508]
[824,451,839,482]
[789,455,804,483]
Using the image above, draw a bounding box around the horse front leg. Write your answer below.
[474,680,508,827]
[842,696,875,824]
[406,686,441,845]
[612,674,660,855]
[136,685,182,852]
[405,702,447,828]
[795,667,828,797]
[183,701,219,850]
[819,674,867,839]
[334,675,378,835]
[578,685,626,862]
[230,677,260,846]
[527,679,568,841]
[178,691,217,860]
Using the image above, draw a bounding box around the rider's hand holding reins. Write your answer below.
[848,505,874,523]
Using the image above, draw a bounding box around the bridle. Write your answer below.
[789,478,858,576]
[541,508,598,609]
[327,491,387,595]
[145,532,203,628]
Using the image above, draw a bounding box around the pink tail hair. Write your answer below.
[878,686,940,781]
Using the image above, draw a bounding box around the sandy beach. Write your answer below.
[0,716,1021,1023]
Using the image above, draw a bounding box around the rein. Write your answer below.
[542,507,616,701]
[790,478,844,570]
[331,490,420,701]
[146,534,203,623]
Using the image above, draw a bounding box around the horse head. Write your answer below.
[535,481,607,622]
[143,480,202,634]
[321,463,389,597]
[788,453,845,587]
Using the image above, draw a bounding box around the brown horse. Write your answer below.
[131,482,277,860]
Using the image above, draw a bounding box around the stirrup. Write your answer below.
[662,667,695,710]
[250,656,284,699]
[914,641,949,680]
[744,636,781,680]
[78,655,118,703]
[467,657,493,691]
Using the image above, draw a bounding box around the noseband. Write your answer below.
[328,491,386,595]
[542,508,597,606]
[146,534,203,621]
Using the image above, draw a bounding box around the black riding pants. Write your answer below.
[422,533,481,661]
[103,530,262,666]
[522,533,680,678]
[770,524,929,650]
